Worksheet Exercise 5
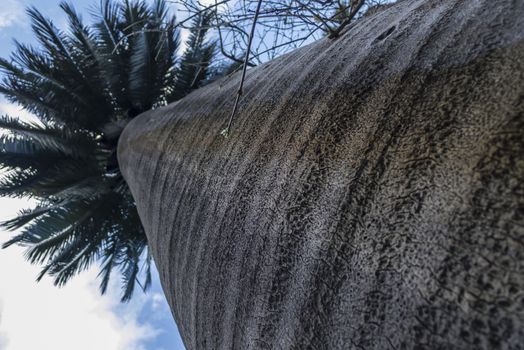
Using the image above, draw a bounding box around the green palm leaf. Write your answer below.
[167,9,216,103]
[0,201,59,231]
[0,115,96,158]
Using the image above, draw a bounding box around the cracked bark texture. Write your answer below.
[118,0,524,348]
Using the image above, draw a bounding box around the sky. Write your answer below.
[0,0,191,349]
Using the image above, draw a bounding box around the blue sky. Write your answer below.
[0,1,188,349]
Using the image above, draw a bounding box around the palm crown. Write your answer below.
[0,0,216,301]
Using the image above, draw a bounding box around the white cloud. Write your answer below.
[0,99,40,125]
[0,0,24,29]
[0,197,158,350]
[151,293,165,311]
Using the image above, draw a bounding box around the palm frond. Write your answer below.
[141,248,153,291]
[0,157,102,199]
[0,115,96,159]
[26,195,118,284]
[0,201,58,231]
[120,241,142,302]
[26,6,72,58]
[7,43,89,107]
[0,84,60,120]
[129,29,153,109]
[3,199,93,250]
[97,236,120,294]
[60,2,95,51]
[167,9,215,102]
[120,0,151,35]
[93,0,120,51]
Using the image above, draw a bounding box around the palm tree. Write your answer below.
[0,0,216,301]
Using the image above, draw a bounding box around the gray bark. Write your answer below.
[118,0,524,348]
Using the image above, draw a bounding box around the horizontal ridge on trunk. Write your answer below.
[118,0,524,348]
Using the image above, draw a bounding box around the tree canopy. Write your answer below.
[0,0,216,301]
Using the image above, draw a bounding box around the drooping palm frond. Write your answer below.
[0,0,215,301]
[3,198,98,251]
[119,240,143,302]
[97,192,149,300]
[35,195,120,286]
[1,201,59,231]
[98,234,121,294]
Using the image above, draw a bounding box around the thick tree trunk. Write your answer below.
[118,0,524,348]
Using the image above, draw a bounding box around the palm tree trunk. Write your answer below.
[118,0,524,348]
